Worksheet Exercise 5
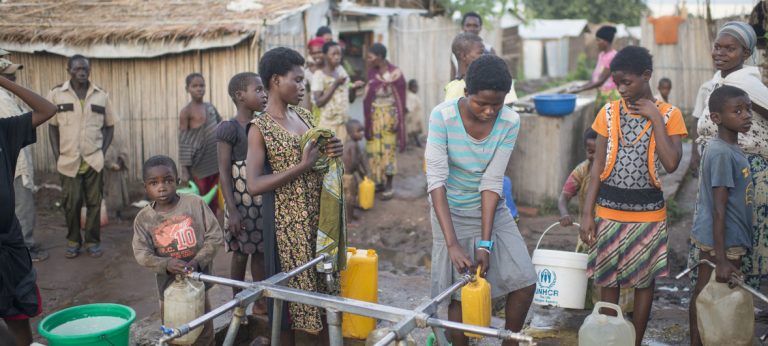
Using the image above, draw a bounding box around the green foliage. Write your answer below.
[522,0,647,26]
[541,53,595,90]
[570,53,593,81]
[437,0,522,27]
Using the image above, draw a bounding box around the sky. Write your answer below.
[646,0,758,18]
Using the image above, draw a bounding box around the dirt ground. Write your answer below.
[20,143,768,345]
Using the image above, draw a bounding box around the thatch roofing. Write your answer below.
[0,0,322,46]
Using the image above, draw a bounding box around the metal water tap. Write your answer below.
[321,261,335,286]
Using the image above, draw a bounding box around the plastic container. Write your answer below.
[358,177,375,210]
[461,267,491,338]
[38,303,136,346]
[163,276,205,345]
[531,222,588,309]
[365,328,416,345]
[532,94,577,117]
[177,181,218,205]
[503,176,519,220]
[79,199,109,229]
[578,302,635,346]
[341,248,379,339]
[696,271,754,346]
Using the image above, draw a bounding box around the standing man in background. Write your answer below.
[48,54,117,259]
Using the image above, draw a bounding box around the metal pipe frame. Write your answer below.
[373,275,472,346]
[223,307,246,345]
[159,255,328,345]
[157,255,534,345]
[326,308,343,346]
[676,259,768,303]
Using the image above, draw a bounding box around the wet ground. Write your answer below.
[18,144,768,345]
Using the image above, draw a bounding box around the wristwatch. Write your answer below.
[477,240,494,251]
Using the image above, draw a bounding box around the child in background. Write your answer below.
[444,33,485,101]
[132,155,223,346]
[406,79,424,148]
[342,119,368,225]
[178,73,222,213]
[689,85,754,345]
[558,128,598,228]
[216,72,268,315]
[311,41,364,140]
[427,55,536,346]
[655,78,672,103]
[581,46,687,345]
[559,129,635,311]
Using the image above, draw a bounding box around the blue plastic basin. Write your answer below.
[533,94,577,117]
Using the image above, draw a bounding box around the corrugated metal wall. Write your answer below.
[641,16,716,114]
[389,14,455,117]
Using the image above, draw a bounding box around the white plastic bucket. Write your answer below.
[531,223,588,309]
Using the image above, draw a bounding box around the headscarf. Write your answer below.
[718,21,757,53]
[596,26,617,43]
[307,37,325,50]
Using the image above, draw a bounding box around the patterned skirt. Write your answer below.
[366,102,398,185]
[587,218,669,288]
[224,160,264,255]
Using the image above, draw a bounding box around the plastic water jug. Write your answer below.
[358,177,375,210]
[79,199,109,229]
[461,267,491,338]
[341,248,378,339]
[578,302,635,346]
[365,328,416,346]
[163,276,205,345]
[696,272,754,346]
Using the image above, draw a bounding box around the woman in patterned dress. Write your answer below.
[217,72,268,316]
[245,48,343,342]
[363,43,406,199]
[688,22,768,290]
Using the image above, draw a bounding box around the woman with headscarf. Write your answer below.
[363,43,406,199]
[571,26,620,110]
[687,21,768,297]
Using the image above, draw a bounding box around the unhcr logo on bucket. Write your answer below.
[538,269,556,288]
[534,268,559,300]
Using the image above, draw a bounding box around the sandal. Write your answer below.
[65,247,80,259]
[87,245,103,258]
[380,190,394,200]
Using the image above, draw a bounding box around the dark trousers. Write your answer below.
[61,168,103,248]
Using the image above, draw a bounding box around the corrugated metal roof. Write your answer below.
[519,19,589,40]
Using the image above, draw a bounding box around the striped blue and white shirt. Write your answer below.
[425,98,520,210]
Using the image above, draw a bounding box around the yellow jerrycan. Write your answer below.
[358,177,375,210]
[341,248,379,339]
[461,267,491,338]
[163,276,205,345]
[696,272,754,346]
[578,302,635,346]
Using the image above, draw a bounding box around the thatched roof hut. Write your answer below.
[1,0,329,181]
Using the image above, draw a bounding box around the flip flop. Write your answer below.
[65,247,80,259]
[87,245,103,258]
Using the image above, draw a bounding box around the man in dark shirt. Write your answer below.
[0,71,57,346]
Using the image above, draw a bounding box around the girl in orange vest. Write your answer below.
[580,46,688,346]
